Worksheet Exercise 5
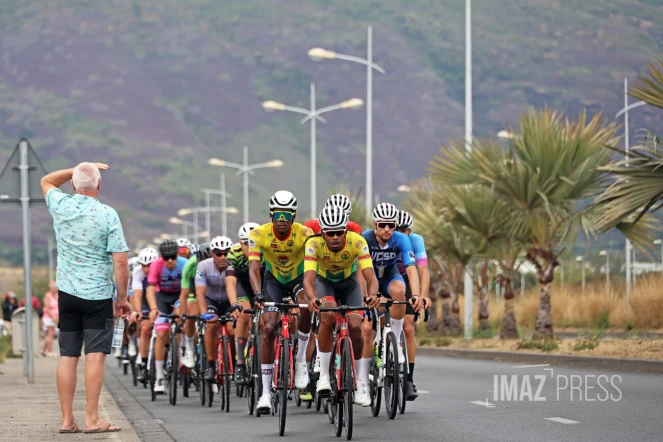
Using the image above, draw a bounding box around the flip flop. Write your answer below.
[84,422,121,433]
[59,423,82,433]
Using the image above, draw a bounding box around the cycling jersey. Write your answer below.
[304,232,373,282]
[194,258,229,303]
[248,222,313,284]
[130,266,147,293]
[147,256,188,293]
[304,219,363,235]
[227,244,250,284]
[361,230,415,279]
[181,256,198,290]
[396,232,428,276]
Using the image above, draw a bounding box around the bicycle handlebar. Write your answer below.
[263,302,309,310]
[317,305,372,313]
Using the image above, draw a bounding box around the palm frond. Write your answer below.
[630,55,663,110]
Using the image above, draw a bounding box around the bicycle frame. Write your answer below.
[216,316,236,384]
[266,302,307,391]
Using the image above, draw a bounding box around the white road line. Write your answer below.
[545,417,579,424]
[513,364,550,368]
[469,400,496,408]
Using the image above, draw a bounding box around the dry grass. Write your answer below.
[450,274,663,332]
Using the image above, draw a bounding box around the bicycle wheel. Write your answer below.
[369,351,382,417]
[131,357,138,386]
[398,331,408,415]
[246,338,255,415]
[342,339,354,440]
[278,339,290,437]
[384,331,399,420]
[169,333,179,406]
[253,337,263,418]
[183,369,190,398]
[329,346,338,427]
[150,351,157,402]
[199,346,207,406]
[222,335,231,413]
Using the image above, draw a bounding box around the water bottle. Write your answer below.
[111,318,125,349]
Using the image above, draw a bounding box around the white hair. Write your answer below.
[72,162,101,191]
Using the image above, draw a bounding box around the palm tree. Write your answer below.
[429,109,618,338]
[593,55,663,245]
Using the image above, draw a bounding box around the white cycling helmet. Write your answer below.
[269,190,298,211]
[238,222,260,241]
[372,202,399,222]
[397,210,414,229]
[209,236,234,251]
[318,205,349,231]
[176,238,193,250]
[325,194,352,214]
[138,247,159,265]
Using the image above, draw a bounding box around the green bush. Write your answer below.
[573,332,603,351]
[434,337,452,347]
[517,339,559,352]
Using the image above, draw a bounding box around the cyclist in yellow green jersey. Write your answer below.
[248,190,313,414]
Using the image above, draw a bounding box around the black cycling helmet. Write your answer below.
[196,242,211,261]
[158,239,179,256]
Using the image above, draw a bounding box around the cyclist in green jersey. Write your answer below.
[226,222,259,385]
[178,243,211,368]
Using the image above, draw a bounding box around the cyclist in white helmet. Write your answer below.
[177,237,193,259]
[247,190,314,414]
[303,193,363,234]
[226,222,261,385]
[132,247,159,383]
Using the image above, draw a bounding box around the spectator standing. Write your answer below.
[2,292,19,335]
[41,281,59,357]
[19,294,42,318]
[41,162,132,434]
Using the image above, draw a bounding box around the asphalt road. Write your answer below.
[105,356,663,442]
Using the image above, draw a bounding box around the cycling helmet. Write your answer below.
[195,243,211,261]
[138,247,159,265]
[238,222,260,241]
[176,237,193,250]
[158,239,179,256]
[397,210,414,229]
[209,236,234,251]
[325,194,352,214]
[372,202,399,222]
[269,190,298,211]
[318,205,349,231]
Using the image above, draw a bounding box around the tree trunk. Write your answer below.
[439,288,453,336]
[449,295,462,336]
[499,277,518,339]
[426,288,441,333]
[533,281,553,338]
[478,285,490,332]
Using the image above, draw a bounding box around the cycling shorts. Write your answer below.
[236,280,254,304]
[378,267,406,298]
[263,272,304,314]
[206,298,231,316]
[315,273,364,317]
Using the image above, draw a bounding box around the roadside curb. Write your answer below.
[103,362,176,442]
[417,346,663,373]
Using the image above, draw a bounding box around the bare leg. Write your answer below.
[84,353,119,431]
[57,356,79,430]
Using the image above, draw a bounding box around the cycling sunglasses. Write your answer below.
[323,229,346,238]
[271,211,294,222]
[162,255,178,261]
[213,250,229,257]
[376,222,397,230]
[241,240,249,246]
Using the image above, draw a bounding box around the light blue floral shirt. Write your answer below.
[47,188,129,300]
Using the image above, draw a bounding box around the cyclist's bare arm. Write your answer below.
[249,260,262,295]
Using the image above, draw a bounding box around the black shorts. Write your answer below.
[403,275,416,316]
[263,272,304,313]
[58,290,114,356]
[236,280,254,304]
[315,273,364,317]
[206,298,231,315]
[156,291,180,315]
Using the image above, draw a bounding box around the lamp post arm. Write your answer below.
[333,53,386,74]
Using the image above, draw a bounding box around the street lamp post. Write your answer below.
[599,250,610,293]
[175,206,238,243]
[202,176,232,236]
[308,27,386,218]
[616,78,647,298]
[463,0,473,341]
[209,147,283,224]
[654,240,663,273]
[576,256,585,294]
[263,88,363,219]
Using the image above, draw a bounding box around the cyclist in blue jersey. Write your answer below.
[396,210,431,401]
[358,203,423,393]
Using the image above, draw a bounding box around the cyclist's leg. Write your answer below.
[315,276,337,392]
[235,282,252,367]
[204,298,221,377]
[259,273,285,404]
[154,293,176,387]
[295,277,312,362]
[184,292,199,356]
[384,269,407,342]
[403,275,417,386]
